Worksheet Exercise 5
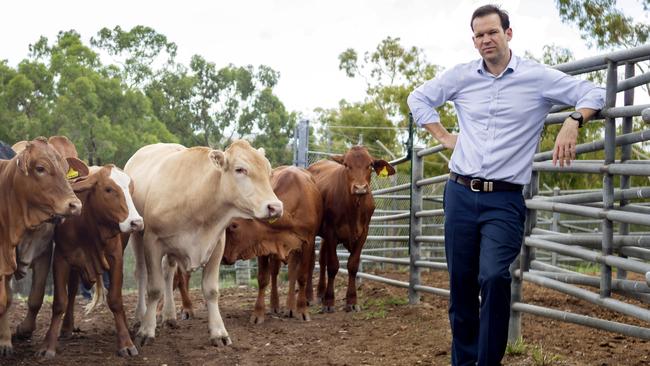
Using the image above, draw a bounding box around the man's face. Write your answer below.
[472,13,512,65]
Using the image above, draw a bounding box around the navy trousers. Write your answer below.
[443,179,525,366]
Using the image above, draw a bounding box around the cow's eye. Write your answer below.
[35,165,46,174]
[235,167,248,175]
[105,187,113,194]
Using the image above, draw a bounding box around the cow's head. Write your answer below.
[72,165,144,233]
[223,219,293,265]
[13,137,85,222]
[331,146,396,195]
[216,140,283,220]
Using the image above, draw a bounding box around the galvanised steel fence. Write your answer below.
[325,44,650,341]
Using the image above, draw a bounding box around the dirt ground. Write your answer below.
[5,270,650,366]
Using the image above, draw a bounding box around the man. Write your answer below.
[407,4,605,366]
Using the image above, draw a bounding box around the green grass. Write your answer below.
[530,345,562,366]
[355,295,409,320]
[505,337,527,356]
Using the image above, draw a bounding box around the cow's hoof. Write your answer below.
[14,325,34,340]
[134,333,154,347]
[36,348,56,358]
[270,307,281,315]
[249,314,265,324]
[210,336,232,347]
[286,309,295,318]
[0,345,14,357]
[117,345,139,357]
[300,312,311,322]
[163,319,178,329]
[180,310,193,320]
[321,305,335,313]
[345,304,361,312]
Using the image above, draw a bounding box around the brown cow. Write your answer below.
[307,146,395,312]
[37,165,144,358]
[11,136,87,343]
[0,138,84,356]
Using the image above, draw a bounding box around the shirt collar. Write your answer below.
[476,51,519,77]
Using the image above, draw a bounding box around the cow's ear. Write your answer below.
[330,154,344,165]
[71,173,98,193]
[372,159,396,177]
[209,150,226,169]
[257,147,266,156]
[16,150,29,176]
[66,157,89,180]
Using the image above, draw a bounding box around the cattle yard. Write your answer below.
[2,44,650,366]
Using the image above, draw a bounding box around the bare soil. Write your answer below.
[5,270,650,366]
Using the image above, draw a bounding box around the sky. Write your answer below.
[1,0,647,118]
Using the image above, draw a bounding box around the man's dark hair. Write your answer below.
[470,4,510,31]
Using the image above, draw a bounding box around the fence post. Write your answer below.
[235,260,251,286]
[551,187,560,266]
[618,62,635,280]
[409,146,423,305]
[293,119,309,168]
[601,60,617,298]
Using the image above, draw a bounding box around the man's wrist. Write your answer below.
[563,118,580,129]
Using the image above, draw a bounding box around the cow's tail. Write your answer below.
[84,275,106,315]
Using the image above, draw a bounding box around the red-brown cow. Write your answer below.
[37,165,144,358]
[307,146,395,312]
[223,166,322,324]
[0,138,84,356]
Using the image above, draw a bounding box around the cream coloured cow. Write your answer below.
[124,140,282,347]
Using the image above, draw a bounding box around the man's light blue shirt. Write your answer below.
[407,53,605,185]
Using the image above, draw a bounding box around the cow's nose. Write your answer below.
[68,199,82,216]
[267,202,283,218]
[353,184,368,195]
[130,218,144,231]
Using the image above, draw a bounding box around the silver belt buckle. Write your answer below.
[470,178,481,192]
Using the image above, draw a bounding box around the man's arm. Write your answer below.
[423,123,457,150]
[552,108,599,167]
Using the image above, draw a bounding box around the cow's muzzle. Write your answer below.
[352,184,369,195]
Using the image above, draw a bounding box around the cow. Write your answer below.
[124,140,282,348]
[0,137,85,356]
[11,136,85,343]
[222,166,322,324]
[307,146,395,312]
[37,164,144,358]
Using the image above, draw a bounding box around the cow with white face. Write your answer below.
[37,164,144,358]
[124,140,282,348]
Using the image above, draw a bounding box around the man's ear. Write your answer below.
[372,159,396,176]
[209,150,226,169]
[330,154,344,165]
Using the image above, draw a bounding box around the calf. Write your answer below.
[307,146,395,312]
[0,138,84,356]
[37,165,143,358]
[125,140,282,348]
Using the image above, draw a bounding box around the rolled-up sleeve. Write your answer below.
[408,69,457,127]
[541,68,606,111]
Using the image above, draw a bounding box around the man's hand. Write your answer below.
[552,118,579,167]
[424,123,457,150]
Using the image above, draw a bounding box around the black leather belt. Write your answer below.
[449,172,522,192]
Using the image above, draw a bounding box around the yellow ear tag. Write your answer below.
[378,166,389,178]
[67,168,79,179]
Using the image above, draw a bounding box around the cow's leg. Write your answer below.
[130,232,147,328]
[134,235,164,347]
[345,240,364,312]
[106,245,138,357]
[251,256,270,324]
[270,255,281,314]
[178,269,193,320]
[60,270,80,338]
[316,237,328,305]
[306,238,316,305]
[16,243,52,339]
[0,274,13,356]
[322,233,339,313]
[285,253,297,317]
[202,233,231,347]
[37,255,70,358]
[161,256,179,328]
[296,240,314,321]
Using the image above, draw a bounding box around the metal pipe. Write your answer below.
[534,129,650,162]
[524,200,650,227]
[533,187,650,204]
[409,147,424,304]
